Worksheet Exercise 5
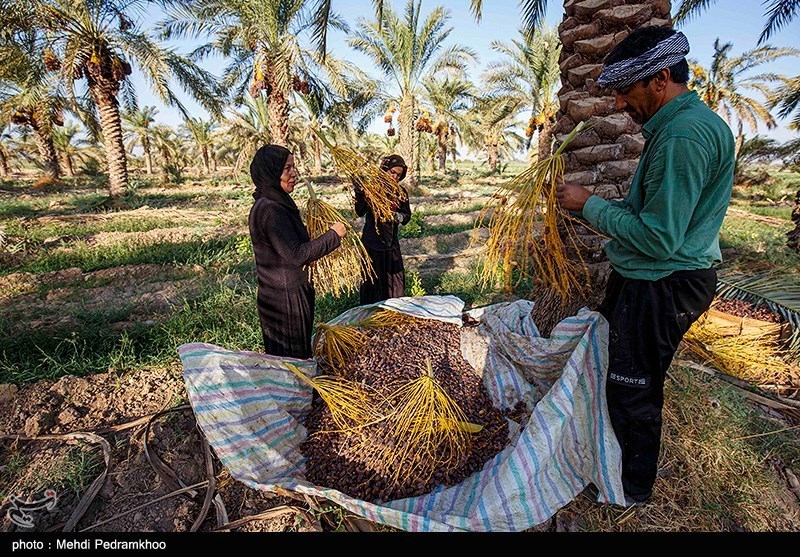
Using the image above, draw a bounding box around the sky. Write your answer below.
[131,0,800,144]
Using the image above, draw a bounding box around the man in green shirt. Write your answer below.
[556,26,735,506]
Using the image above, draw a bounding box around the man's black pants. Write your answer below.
[597,267,717,501]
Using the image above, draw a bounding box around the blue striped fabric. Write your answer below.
[178,296,624,531]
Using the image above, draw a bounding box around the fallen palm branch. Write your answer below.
[303,181,375,298]
[311,128,407,224]
[681,315,799,385]
[715,269,800,363]
[476,121,599,299]
[283,362,374,429]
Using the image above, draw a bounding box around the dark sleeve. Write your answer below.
[353,180,370,217]
[264,204,341,266]
[397,189,412,225]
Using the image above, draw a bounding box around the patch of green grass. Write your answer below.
[315,290,360,324]
[0,453,28,500]
[4,215,207,245]
[729,205,793,221]
[0,278,261,382]
[417,201,487,216]
[424,222,475,236]
[0,200,39,218]
[399,211,425,238]
[719,215,800,272]
[5,233,247,276]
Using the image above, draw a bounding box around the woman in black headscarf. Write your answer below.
[355,154,412,305]
[248,144,346,359]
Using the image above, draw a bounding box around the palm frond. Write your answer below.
[716,270,800,361]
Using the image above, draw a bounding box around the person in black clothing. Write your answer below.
[248,144,347,359]
[355,154,412,305]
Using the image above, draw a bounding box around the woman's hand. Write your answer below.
[330,222,347,238]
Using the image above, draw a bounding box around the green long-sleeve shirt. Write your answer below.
[581,90,735,280]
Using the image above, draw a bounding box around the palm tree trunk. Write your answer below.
[267,88,290,146]
[788,189,800,253]
[88,81,128,197]
[398,94,417,189]
[64,155,75,177]
[202,146,210,173]
[31,123,61,180]
[0,147,8,177]
[537,119,555,161]
[487,142,499,172]
[143,139,153,175]
[160,148,170,184]
[313,134,322,175]
[552,0,672,306]
[436,129,447,173]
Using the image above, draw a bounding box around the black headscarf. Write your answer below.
[250,144,296,209]
[380,154,407,182]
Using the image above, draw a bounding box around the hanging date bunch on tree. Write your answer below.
[415,110,433,133]
[476,121,599,299]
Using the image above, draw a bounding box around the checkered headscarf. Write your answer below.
[598,31,690,90]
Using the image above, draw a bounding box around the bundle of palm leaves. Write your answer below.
[311,128,407,224]
[476,121,597,300]
[303,181,375,298]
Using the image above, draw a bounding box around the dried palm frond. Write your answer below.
[304,181,375,298]
[311,128,407,224]
[282,362,374,430]
[716,269,800,362]
[366,358,479,488]
[475,120,599,300]
[681,317,799,385]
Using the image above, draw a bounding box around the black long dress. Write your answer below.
[248,148,340,359]
[354,186,411,305]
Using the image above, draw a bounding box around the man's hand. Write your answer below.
[330,222,347,238]
[555,180,592,212]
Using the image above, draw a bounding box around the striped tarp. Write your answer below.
[178,295,624,531]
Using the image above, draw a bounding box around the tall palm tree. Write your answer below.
[771,75,800,129]
[7,0,222,197]
[160,0,360,148]
[462,95,525,172]
[122,106,158,175]
[222,95,272,173]
[348,0,475,188]
[421,73,473,173]
[181,117,217,174]
[482,25,561,161]
[688,39,799,153]
[0,28,66,179]
[291,61,380,175]
[674,0,800,43]
[466,0,672,318]
[0,122,13,177]
[52,121,90,177]
[151,124,189,184]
